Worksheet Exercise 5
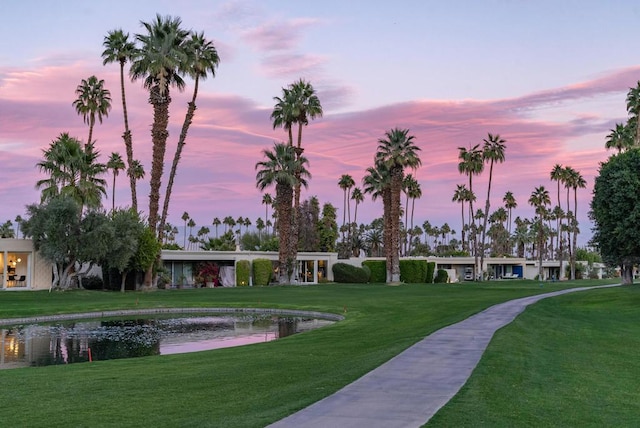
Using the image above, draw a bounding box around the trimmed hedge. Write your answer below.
[236,260,251,286]
[399,260,428,283]
[332,263,370,283]
[426,262,436,283]
[252,258,273,286]
[434,269,449,283]
[362,260,386,283]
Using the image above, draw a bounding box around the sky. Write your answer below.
[1,0,639,246]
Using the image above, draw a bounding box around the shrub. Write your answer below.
[362,260,386,283]
[82,275,104,290]
[236,260,251,286]
[332,262,369,283]
[399,260,428,283]
[252,258,273,286]
[426,262,436,283]
[434,269,449,283]
[361,264,372,282]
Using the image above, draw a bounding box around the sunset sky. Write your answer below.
[1,0,638,246]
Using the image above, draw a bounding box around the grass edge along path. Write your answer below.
[426,284,640,427]
[0,280,617,427]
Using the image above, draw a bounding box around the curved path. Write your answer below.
[269,284,620,428]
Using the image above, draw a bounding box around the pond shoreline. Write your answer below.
[0,307,345,326]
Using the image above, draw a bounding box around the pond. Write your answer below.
[0,313,335,369]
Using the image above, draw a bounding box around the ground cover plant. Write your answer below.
[0,279,619,427]
[427,284,640,427]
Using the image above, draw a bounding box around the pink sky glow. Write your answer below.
[1,1,638,247]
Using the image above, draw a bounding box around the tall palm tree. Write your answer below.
[403,174,421,255]
[452,184,468,251]
[72,76,112,147]
[458,144,484,277]
[14,215,23,239]
[288,79,324,153]
[212,217,221,238]
[130,14,190,238]
[375,128,422,283]
[338,174,355,242]
[549,163,566,276]
[479,133,506,277]
[529,186,551,280]
[187,218,196,250]
[102,29,139,211]
[159,31,220,242]
[363,160,392,272]
[262,193,273,234]
[256,142,310,283]
[271,87,296,146]
[106,152,125,212]
[351,187,364,229]
[181,211,190,248]
[565,168,586,280]
[502,190,517,236]
[36,133,107,212]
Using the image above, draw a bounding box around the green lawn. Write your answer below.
[427,284,640,427]
[0,279,622,427]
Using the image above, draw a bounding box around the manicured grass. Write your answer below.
[427,284,640,427]
[0,279,618,427]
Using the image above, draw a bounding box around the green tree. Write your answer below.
[106,152,126,212]
[255,142,310,283]
[590,149,640,284]
[375,128,422,283]
[318,203,339,252]
[0,221,14,238]
[72,75,112,146]
[479,133,506,278]
[159,31,220,242]
[102,29,139,211]
[458,143,484,277]
[106,209,145,292]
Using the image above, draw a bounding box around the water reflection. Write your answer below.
[0,315,333,369]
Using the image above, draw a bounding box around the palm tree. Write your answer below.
[72,76,112,146]
[223,216,236,233]
[565,168,586,280]
[255,142,310,284]
[479,133,506,277]
[549,163,565,276]
[181,211,190,248]
[458,144,484,277]
[36,133,107,212]
[262,193,273,234]
[159,31,220,242]
[363,161,392,269]
[271,87,296,146]
[127,159,145,200]
[14,215,23,239]
[212,217,221,238]
[375,128,422,283]
[130,14,190,237]
[106,152,125,212]
[626,81,640,145]
[338,174,355,242]
[102,29,139,211]
[605,123,633,153]
[187,218,196,250]
[403,174,421,255]
[351,187,364,229]
[452,184,468,251]
[529,186,551,280]
[502,191,517,236]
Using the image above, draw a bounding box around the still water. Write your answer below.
[0,315,334,369]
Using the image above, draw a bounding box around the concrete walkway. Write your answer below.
[269,284,620,428]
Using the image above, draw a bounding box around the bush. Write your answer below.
[399,260,428,283]
[252,258,273,286]
[332,262,369,283]
[362,260,386,283]
[434,269,449,283]
[426,262,436,283]
[236,260,251,286]
[82,275,104,290]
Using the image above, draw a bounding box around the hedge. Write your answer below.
[362,260,386,283]
[252,258,273,286]
[426,262,436,283]
[332,263,370,283]
[399,260,428,283]
[236,260,251,286]
[434,269,449,283]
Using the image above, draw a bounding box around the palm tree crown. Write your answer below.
[72,76,112,146]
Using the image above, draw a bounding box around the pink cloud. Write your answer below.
[0,62,633,248]
[259,53,327,79]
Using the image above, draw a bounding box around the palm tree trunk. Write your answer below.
[159,79,199,244]
[389,169,403,283]
[277,183,293,284]
[566,186,572,280]
[119,61,138,212]
[112,173,116,212]
[571,187,578,280]
[460,201,466,253]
